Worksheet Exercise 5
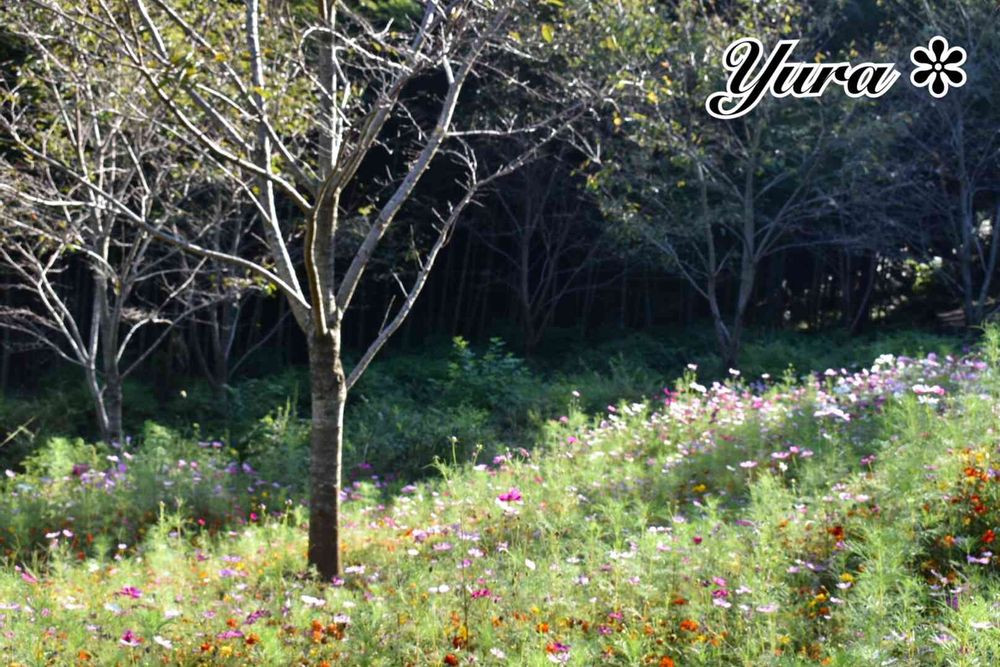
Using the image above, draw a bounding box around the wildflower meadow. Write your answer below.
[3,329,1000,665]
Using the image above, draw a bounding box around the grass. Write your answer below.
[1,325,966,479]
[1,330,999,664]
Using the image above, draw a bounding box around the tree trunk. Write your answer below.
[955,119,978,326]
[849,254,877,336]
[451,233,473,336]
[84,364,111,443]
[95,264,124,444]
[104,372,124,445]
[307,329,346,581]
[1,288,9,396]
[618,269,627,329]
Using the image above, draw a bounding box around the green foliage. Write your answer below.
[3,332,1000,663]
[0,423,277,563]
[442,337,532,414]
[243,401,311,494]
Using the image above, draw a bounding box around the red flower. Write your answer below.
[443,654,460,666]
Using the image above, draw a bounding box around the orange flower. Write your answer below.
[659,656,676,667]
[244,633,260,646]
[671,597,687,606]
[443,654,459,666]
[536,622,550,633]
[679,619,699,632]
[226,618,239,628]
[77,650,91,662]
[984,529,996,544]
[327,623,346,640]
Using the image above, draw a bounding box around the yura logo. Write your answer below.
[705,36,967,119]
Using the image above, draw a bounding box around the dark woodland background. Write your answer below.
[1,0,997,476]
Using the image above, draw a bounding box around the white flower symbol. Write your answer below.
[910,36,966,98]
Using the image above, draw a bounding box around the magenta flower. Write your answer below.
[497,488,522,503]
[547,641,571,653]
[117,586,142,599]
[120,629,141,647]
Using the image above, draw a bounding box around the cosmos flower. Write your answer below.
[300,595,326,607]
[119,629,141,647]
[497,488,522,503]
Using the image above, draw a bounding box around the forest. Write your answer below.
[1,0,999,664]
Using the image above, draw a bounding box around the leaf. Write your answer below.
[541,23,555,44]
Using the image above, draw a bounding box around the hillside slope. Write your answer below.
[2,340,1000,665]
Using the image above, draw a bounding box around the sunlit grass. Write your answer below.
[1,340,999,665]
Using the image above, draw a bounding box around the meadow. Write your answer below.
[0,328,997,665]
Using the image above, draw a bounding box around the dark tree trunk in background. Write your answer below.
[618,270,627,329]
[850,254,877,335]
[452,235,473,337]
[0,289,9,396]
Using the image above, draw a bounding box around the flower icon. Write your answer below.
[910,36,966,98]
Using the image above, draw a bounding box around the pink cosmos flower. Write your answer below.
[120,629,141,647]
[497,488,522,503]
[117,586,142,599]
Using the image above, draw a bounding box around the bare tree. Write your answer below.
[0,19,207,442]
[595,0,836,365]
[5,0,598,578]
[172,186,284,392]
[889,0,1000,325]
[474,147,612,352]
